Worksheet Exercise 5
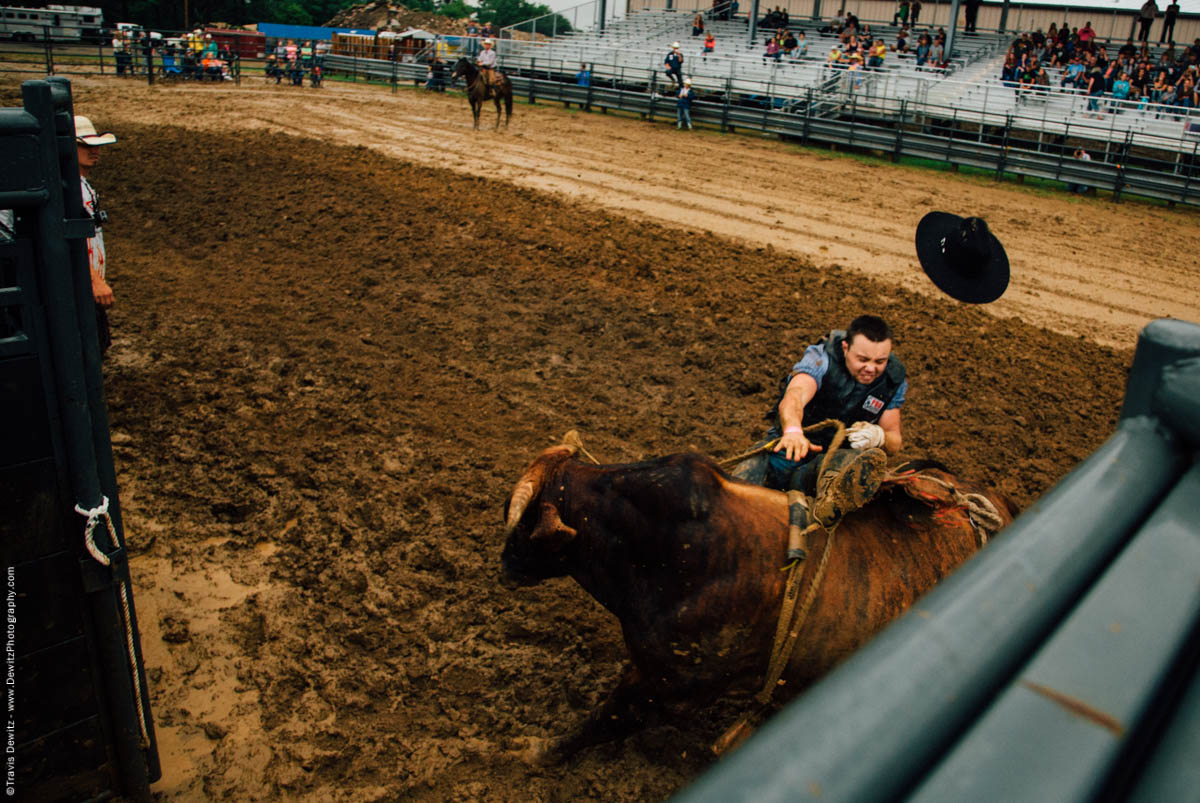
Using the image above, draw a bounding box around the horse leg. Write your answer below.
[494,96,502,129]
[504,92,512,128]
[472,98,481,130]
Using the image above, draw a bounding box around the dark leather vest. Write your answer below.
[769,330,906,449]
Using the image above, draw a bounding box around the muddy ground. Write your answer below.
[5,73,1197,800]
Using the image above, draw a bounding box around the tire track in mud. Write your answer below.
[68,76,1200,349]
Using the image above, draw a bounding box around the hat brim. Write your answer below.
[77,133,117,146]
[915,211,1010,304]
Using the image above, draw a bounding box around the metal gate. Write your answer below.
[2,77,159,801]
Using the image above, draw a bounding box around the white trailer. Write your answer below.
[0,4,104,42]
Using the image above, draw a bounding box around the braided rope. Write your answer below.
[75,498,152,747]
[889,473,1005,545]
[756,522,837,706]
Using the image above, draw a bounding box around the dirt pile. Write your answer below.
[324,0,470,35]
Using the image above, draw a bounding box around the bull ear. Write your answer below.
[530,502,577,547]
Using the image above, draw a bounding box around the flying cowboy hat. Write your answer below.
[915,212,1010,304]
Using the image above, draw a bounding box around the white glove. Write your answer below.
[847,422,886,450]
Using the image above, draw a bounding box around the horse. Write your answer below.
[451,57,512,130]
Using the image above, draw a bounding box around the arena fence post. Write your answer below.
[391,59,397,94]
[995,114,1012,179]
[802,87,813,143]
[529,58,537,103]
[42,26,55,75]
[145,45,154,86]
[649,71,657,121]
[1181,141,1198,205]
[585,64,594,110]
[893,100,906,162]
[721,77,731,132]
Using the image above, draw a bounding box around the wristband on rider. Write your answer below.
[783,426,804,435]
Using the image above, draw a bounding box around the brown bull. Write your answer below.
[501,444,1017,758]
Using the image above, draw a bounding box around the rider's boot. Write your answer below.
[811,448,888,528]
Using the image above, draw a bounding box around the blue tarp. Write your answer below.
[255,22,378,42]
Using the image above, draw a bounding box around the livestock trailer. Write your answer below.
[0,3,104,41]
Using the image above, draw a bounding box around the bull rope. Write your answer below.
[75,497,153,748]
[758,520,837,706]
[881,469,1005,545]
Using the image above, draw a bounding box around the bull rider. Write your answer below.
[763,314,904,528]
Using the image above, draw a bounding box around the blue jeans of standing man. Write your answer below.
[677,105,692,128]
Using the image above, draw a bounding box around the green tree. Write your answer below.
[476,0,570,34]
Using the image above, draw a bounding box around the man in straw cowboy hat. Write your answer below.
[75,115,119,356]
[758,213,1008,533]
[664,41,684,89]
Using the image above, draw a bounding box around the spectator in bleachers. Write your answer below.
[783,30,797,56]
[1001,52,1020,86]
[868,38,887,69]
[844,33,860,56]
[1137,0,1158,43]
[1078,21,1096,52]
[1031,29,1046,49]
[910,0,922,26]
[1132,65,1151,97]
[895,29,909,54]
[1060,54,1085,87]
[1110,71,1132,111]
[964,0,982,33]
[833,7,848,32]
[1150,70,1171,104]
[1057,23,1070,48]
[828,44,844,67]
[765,35,782,61]
[915,33,931,68]
[1162,1,1179,43]
[1048,22,1058,42]
[1085,55,1106,116]
[703,31,716,58]
[893,0,910,28]
[664,42,685,89]
[693,12,705,37]
[265,54,281,83]
[794,31,808,59]
[576,64,590,86]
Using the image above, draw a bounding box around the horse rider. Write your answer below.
[477,37,500,90]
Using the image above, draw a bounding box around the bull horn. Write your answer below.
[504,445,578,535]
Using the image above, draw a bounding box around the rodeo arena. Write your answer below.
[3,0,1200,797]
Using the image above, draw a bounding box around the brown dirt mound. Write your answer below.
[325,1,470,35]
[91,123,1127,801]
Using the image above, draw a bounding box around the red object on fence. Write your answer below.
[204,27,265,59]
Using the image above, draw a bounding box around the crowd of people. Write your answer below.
[1000,25,1200,116]
[264,38,329,87]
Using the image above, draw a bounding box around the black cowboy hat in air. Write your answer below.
[915,212,1010,304]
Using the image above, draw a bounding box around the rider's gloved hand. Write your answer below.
[847,421,885,450]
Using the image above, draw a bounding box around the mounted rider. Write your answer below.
[477,37,502,91]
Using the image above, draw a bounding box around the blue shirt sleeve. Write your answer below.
[885,379,907,410]
[791,343,829,387]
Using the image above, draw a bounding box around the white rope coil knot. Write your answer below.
[75,496,116,566]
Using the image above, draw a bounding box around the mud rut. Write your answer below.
[2,74,1194,801]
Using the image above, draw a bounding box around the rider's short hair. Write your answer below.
[846,314,892,344]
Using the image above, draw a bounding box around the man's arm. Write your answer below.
[773,372,820,461]
[877,408,902,455]
[91,266,114,307]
